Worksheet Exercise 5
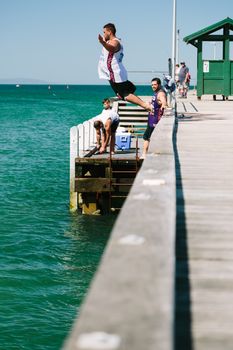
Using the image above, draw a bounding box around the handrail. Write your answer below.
[65,107,176,349]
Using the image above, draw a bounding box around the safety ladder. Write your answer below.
[108,138,141,212]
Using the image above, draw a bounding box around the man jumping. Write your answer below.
[98,23,152,112]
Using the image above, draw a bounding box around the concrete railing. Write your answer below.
[64,108,176,350]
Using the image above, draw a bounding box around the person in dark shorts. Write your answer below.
[141,78,167,159]
[178,61,190,98]
[109,80,136,100]
[98,23,152,111]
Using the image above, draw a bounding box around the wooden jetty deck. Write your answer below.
[176,91,233,349]
[65,91,233,350]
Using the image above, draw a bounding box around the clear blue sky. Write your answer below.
[1,0,233,84]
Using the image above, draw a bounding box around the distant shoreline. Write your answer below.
[0,83,195,89]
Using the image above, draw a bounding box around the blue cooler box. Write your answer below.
[115,133,131,150]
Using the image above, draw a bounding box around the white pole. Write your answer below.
[172,0,177,80]
[176,29,180,65]
[70,126,78,212]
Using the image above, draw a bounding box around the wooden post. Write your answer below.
[70,126,78,212]
[197,40,203,98]
[223,24,230,98]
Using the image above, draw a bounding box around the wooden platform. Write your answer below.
[176,91,233,349]
[74,134,145,214]
[80,137,144,160]
[70,99,149,214]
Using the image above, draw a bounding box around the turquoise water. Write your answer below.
[0,84,151,350]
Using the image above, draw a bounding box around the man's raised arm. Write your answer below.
[98,34,120,53]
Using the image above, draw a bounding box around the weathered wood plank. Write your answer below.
[119,121,147,126]
[119,111,148,116]
[75,157,109,164]
[119,115,148,120]
[75,178,113,192]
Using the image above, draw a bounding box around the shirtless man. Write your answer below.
[98,23,152,112]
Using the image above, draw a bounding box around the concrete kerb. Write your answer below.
[63,109,176,350]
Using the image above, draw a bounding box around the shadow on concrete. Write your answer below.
[177,113,226,122]
[173,116,193,350]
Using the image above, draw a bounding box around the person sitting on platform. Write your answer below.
[93,98,119,154]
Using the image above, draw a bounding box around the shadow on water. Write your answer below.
[65,212,117,280]
[173,116,193,350]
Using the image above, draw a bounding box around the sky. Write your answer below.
[1,0,233,84]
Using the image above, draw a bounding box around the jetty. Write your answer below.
[65,89,233,350]
[70,97,151,214]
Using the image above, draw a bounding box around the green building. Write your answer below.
[184,17,233,100]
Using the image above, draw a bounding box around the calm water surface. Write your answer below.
[0,84,151,349]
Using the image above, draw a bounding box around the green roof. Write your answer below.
[184,17,233,45]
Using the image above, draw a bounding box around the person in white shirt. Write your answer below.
[178,62,190,98]
[93,98,119,154]
[98,23,152,112]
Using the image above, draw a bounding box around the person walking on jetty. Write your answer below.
[98,23,152,112]
[178,61,190,98]
[93,98,119,154]
[175,63,180,88]
[141,78,167,159]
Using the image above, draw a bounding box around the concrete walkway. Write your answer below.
[176,92,233,349]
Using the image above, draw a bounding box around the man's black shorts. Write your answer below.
[143,125,155,141]
[110,80,136,99]
[111,119,119,132]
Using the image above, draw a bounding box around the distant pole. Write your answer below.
[176,29,180,65]
[172,0,177,80]
[168,58,172,76]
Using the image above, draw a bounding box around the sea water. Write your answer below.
[0,84,151,350]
